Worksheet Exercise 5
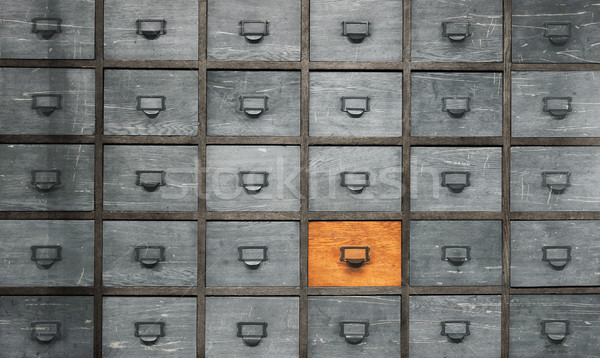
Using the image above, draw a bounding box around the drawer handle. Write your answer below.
[238,246,268,270]
[31,169,62,192]
[440,171,471,194]
[31,245,62,270]
[238,171,269,194]
[135,170,167,192]
[543,96,572,119]
[339,321,369,344]
[238,95,269,119]
[340,246,370,267]
[441,320,470,343]
[237,322,268,347]
[442,96,470,118]
[134,321,165,346]
[31,321,62,344]
[340,171,370,194]
[239,20,269,43]
[31,17,61,40]
[542,246,571,271]
[32,94,62,116]
[544,22,572,46]
[341,96,370,118]
[442,22,471,42]
[136,96,166,118]
[441,245,471,267]
[135,246,166,268]
[541,320,570,344]
[341,21,371,43]
[541,171,571,194]
[136,19,166,40]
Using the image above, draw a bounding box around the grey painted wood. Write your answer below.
[510,295,600,357]
[309,72,402,137]
[205,297,299,357]
[103,145,198,211]
[410,221,502,286]
[310,0,402,62]
[103,221,197,287]
[309,146,402,211]
[411,147,502,211]
[512,71,600,137]
[104,70,198,136]
[307,296,401,358]
[511,221,600,287]
[411,72,503,137]
[513,0,600,63]
[0,0,94,59]
[411,0,503,62]
[207,0,301,61]
[0,296,93,357]
[103,297,196,357]
[206,221,300,287]
[104,0,198,60]
[0,144,94,211]
[410,295,502,358]
[207,71,301,136]
[0,68,95,135]
[206,145,300,211]
[511,146,600,211]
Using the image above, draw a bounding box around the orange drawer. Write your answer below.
[308,221,402,287]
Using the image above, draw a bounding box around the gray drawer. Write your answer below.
[206,145,300,212]
[309,0,402,62]
[308,296,401,358]
[104,70,198,136]
[103,297,196,357]
[104,0,198,60]
[103,221,197,287]
[309,72,402,137]
[0,296,93,357]
[411,0,503,62]
[309,146,402,212]
[510,295,600,357]
[511,146,600,212]
[205,296,299,357]
[410,221,502,286]
[0,144,94,211]
[410,295,501,358]
[0,68,95,135]
[411,147,502,211]
[207,0,301,61]
[103,145,198,211]
[206,221,300,287]
[511,221,600,287]
[0,0,94,59]
[207,71,301,136]
[411,72,503,137]
[512,71,600,137]
[513,0,600,63]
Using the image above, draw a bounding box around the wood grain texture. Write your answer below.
[308,221,401,287]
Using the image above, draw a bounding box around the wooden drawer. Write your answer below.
[103,297,197,357]
[207,0,301,61]
[206,145,301,212]
[104,70,198,136]
[207,71,301,136]
[205,297,299,357]
[411,72,503,137]
[103,145,198,212]
[411,0,503,62]
[309,146,402,212]
[308,221,401,287]
[104,0,198,60]
[410,295,502,357]
[0,296,93,357]
[206,221,300,287]
[410,221,502,286]
[308,296,401,357]
[0,144,94,211]
[309,72,402,137]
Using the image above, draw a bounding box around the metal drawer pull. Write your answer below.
[340,246,370,267]
[441,320,470,343]
[237,322,268,347]
[441,245,471,267]
[239,95,269,118]
[339,321,369,344]
[541,320,570,344]
[31,17,61,40]
[31,321,61,343]
[31,245,62,270]
[135,170,166,192]
[544,22,572,45]
[541,171,571,194]
[136,19,166,40]
[442,96,470,118]
[238,246,268,270]
[543,97,572,119]
[239,20,269,43]
[440,171,471,193]
[341,21,371,43]
[135,246,165,268]
[542,246,571,271]
[238,171,269,194]
[341,96,370,118]
[135,322,165,345]
[32,94,62,116]
[442,22,471,42]
[31,169,62,192]
[136,96,166,118]
[340,171,370,194]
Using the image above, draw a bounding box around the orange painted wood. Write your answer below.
[308,221,402,287]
